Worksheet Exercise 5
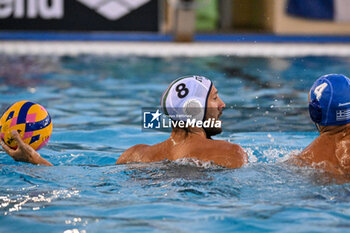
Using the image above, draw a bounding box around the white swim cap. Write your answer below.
[161,76,212,121]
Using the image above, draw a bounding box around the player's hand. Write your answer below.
[0,130,53,166]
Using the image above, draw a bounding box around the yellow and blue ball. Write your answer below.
[0,101,52,151]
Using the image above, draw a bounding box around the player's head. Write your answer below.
[161,76,225,136]
[309,74,350,127]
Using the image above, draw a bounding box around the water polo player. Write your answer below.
[116,76,248,168]
[1,76,247,168]
[290,74,350,175]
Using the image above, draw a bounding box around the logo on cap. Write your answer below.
[336,109,350,121]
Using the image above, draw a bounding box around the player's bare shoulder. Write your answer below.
[195,139,248,167]
[116,144,149,164]
[214,140,247,157]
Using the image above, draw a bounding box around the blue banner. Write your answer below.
[287,0,334,20]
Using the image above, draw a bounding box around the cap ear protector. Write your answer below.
[183,98,204,119]
[309,99,322,124]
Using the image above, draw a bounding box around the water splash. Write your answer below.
[174,158,222,169]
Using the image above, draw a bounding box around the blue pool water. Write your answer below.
[1,55,350,232]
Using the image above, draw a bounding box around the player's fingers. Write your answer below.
[0,140,14,157]
[11,130,26,147]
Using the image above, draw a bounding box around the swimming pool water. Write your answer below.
[1,55,350,232]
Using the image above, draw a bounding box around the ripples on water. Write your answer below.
[1,55,350,232]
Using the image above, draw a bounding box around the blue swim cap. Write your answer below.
[161,76,212,121]
[309,74,350,126]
